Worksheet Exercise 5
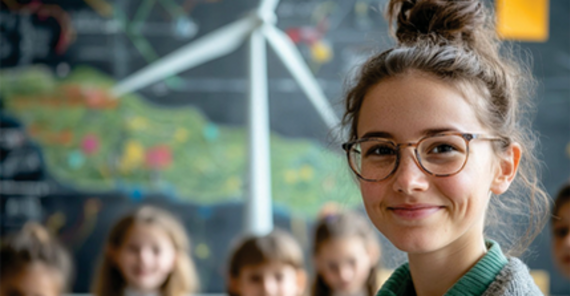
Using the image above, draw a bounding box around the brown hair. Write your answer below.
[311,211,380,296]
[92,206,198,296]
[227,229,305,296]
[0,222,73,292]
[342,0,549,256]
[552,181,570,222]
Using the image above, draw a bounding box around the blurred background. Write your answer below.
[0,0,568,294]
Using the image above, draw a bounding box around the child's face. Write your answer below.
[0,263,63,296]
[553,201,570,278]
[232,262,305,296]
[316,237,374,294]
[112,223,177,293]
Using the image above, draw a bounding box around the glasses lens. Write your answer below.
[349,139,397,180]
[418,135,468,176]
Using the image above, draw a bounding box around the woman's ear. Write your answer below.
[490,143,522,195]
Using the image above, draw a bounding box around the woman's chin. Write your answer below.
[386,232,445,254]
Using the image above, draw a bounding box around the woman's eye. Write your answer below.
[428,144,457,154]
[365,145,396,157]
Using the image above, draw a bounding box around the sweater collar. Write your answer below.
[377,240,508,296]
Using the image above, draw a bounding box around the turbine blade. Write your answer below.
[258,0,280,17]
[112,15,260,97]
[263,25,340,130]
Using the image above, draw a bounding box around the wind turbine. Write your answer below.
[111,0,340,236]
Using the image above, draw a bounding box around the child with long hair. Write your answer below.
[92,205,198,296]
[552,181,570,279]
[227,229,307,296]
[0,222,73,296]
[311,210,382,296]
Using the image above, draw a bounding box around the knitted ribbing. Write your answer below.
[376,240,542,296]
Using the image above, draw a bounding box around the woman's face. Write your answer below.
[553,201,570,278]
[356,72,512,255]
[112,223,177,293]
[316,237,375,294]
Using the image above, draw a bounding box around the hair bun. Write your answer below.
[387,0,486,46]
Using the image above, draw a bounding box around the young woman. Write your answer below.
[340,0,549,294]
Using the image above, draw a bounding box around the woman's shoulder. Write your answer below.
[482,257,544,296]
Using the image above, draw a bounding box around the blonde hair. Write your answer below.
[342,0,549,256]
[311,211,381,296]
[227,229,305,296]
[92,206,198,296]
[0,222,73,292]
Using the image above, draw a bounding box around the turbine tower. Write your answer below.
[112,0,340,236]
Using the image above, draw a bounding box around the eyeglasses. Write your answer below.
[341,132,504,182]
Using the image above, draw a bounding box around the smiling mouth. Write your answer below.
[388,205,444,220]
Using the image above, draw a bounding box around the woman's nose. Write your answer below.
[392,148,429,194]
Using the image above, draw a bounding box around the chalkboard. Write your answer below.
[1,0,569,293]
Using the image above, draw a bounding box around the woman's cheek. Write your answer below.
[360,182,391,216]
[360,182,380,203]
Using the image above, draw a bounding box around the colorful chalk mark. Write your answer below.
[0,66,360,216]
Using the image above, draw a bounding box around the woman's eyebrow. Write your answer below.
[361,131,393,139]
[360,128,459,139]
[421,128,459,136]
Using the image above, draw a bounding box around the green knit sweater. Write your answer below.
[377,240,509,296]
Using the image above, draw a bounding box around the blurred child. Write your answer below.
[92,205,198,296]
[228,229,307,296]
[0,222,73,296]
[311,211,382,296]
[552,181,570,279]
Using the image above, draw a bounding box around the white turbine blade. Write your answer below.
[258,0,280,18]
[112,15,260,97]
[262,25,340,130]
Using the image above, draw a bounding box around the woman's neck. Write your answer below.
[407,232,487,296]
